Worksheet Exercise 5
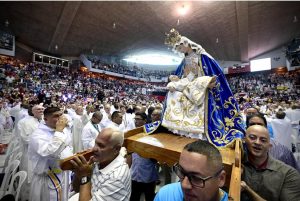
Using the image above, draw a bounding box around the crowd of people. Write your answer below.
[88,55,172,79]
[0,54,300,201]
[228,71,300,102]
[0,56,167,109]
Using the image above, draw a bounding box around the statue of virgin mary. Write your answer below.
[161,29,245,147]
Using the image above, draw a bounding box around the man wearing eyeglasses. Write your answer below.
[154,140,228,201]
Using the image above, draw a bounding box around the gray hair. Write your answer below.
[107,127,124,146]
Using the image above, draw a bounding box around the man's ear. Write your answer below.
[218,170,226,188]
[269,142,273,149]
[242,136,246,144]
[114,144,121,154]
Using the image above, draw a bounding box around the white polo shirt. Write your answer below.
[91,154,131,201]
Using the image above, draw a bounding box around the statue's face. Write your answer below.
[176,44,189,54]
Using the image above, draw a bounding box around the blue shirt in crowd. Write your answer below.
[131,153,159,183]
[154,182,228,201]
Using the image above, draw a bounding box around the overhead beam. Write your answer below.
[235,2,249,62]
[48,1,81,52]
[16,41,33,53]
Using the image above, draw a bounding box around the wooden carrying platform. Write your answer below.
[124,126,241,201]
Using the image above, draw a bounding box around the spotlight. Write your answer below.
[293,16,298,23]
[4,19,9,27]
[178,4,189,16]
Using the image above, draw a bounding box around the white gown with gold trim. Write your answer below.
[162,52,213,139]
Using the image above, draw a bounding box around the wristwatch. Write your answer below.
[80,176,91,185]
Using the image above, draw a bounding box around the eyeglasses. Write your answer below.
[173,163,223,188]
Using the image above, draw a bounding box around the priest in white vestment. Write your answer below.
[106,111,125,132]
[271,111,294,151]
[72,106,89,153]
[285,104,300,143]
[82,111,103,150]
[18,104,44,200]
[0,101,14,130]
[100,103,112,127]
[120,105,135,132]
[28,107,73,201]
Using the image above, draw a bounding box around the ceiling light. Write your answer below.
[55,45,58,50]
[177,19,180,26]
[4,19,9,27]
[178,4,189,16]
[113,22,116,29]
[293,16,298,23]
[123,54,182,65]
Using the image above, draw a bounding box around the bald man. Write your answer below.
[242,125,300,201]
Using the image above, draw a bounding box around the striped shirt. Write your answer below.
[91,154,131,201]
[269,139,300,172]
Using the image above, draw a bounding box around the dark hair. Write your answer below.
[135,112,147,121]
[43,107,61,117]
[113,103,119,110]
[111,111,121,120]
[92,111,103,120]
[246,113,267,128]
[246,107,259,114]
[275,111,286,119]
[147,106,155,117]
[184,140,223,171]
[28,106,34,116]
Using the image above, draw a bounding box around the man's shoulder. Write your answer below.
[31,125,45,136]
[268,156,294,169]
[82,121,92,129]
[112,160,130,175]
[95,156,130,179]
[155,182,183,201]
[268,157,300,176]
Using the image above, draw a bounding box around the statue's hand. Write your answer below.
[169,75,179,82]
[208,76,217,89]
[168,86,176,92]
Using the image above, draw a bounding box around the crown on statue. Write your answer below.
[165,28,182,47]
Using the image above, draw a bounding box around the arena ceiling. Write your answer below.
[0,1,300,62]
